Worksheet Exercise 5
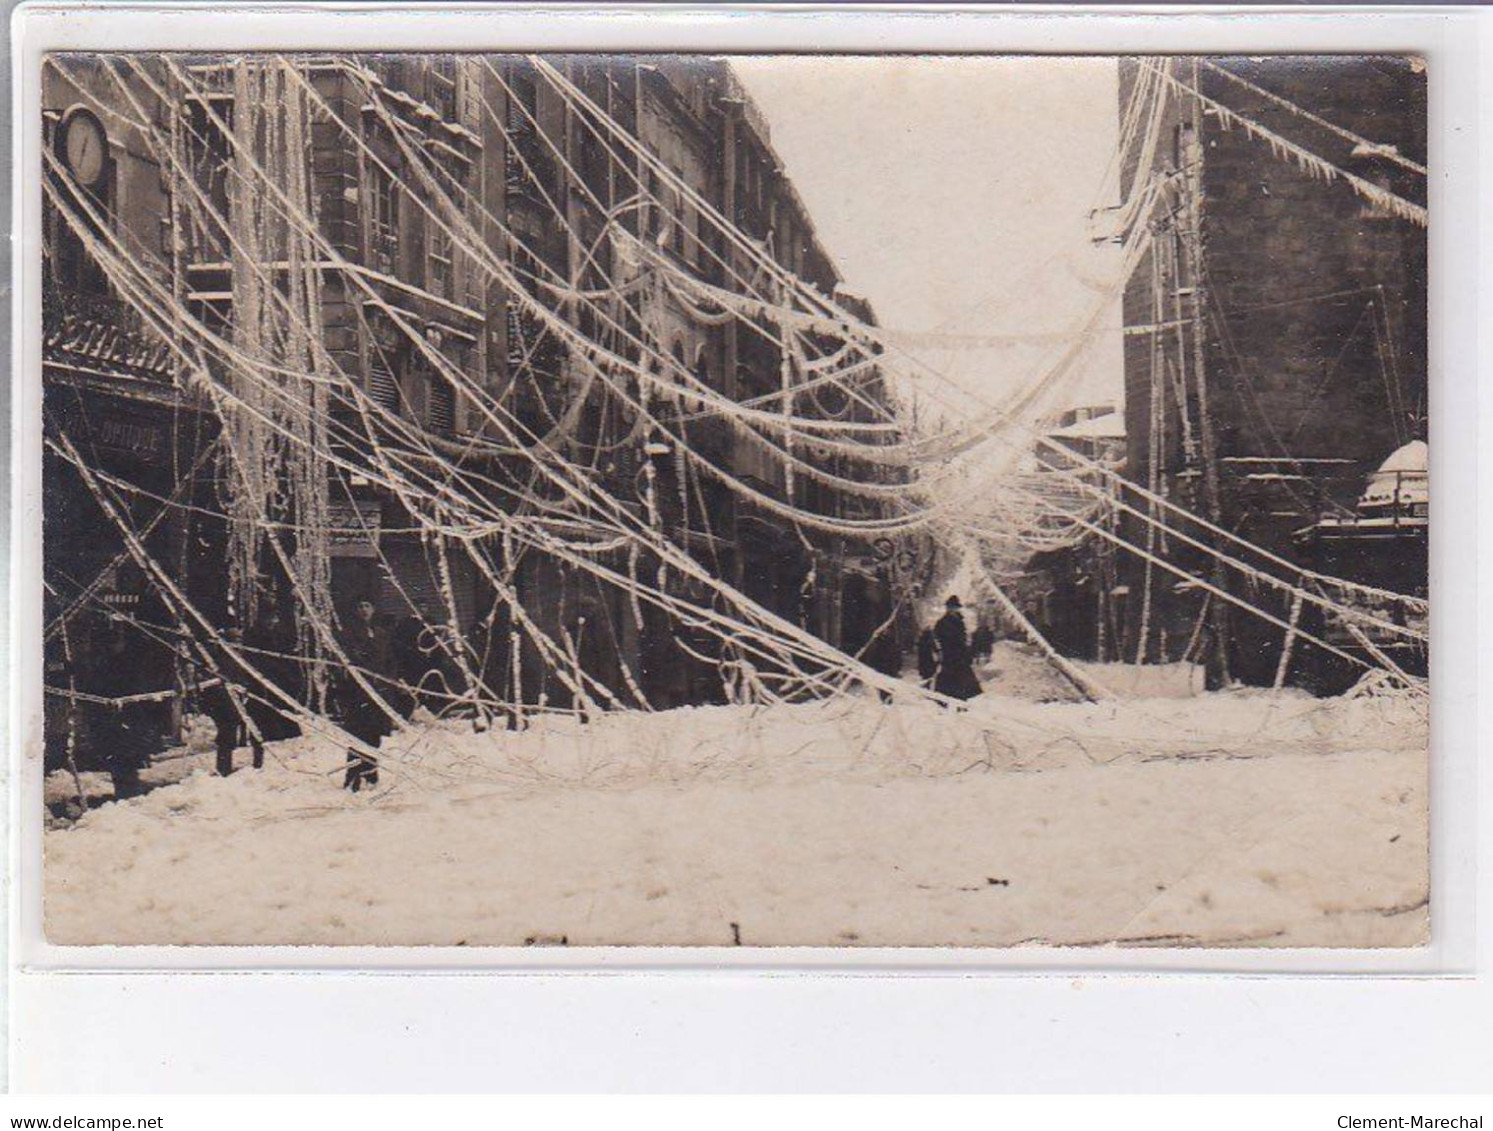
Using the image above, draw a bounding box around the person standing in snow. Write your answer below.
[916,625,939,687]
[87,621,163,799]
[335,597,394,792]
[863,625,904,703]
[970,620,995,664]
[203,624,249,778]
[243,605,302,769]
[389,613,425,719]
[933,595,982,702]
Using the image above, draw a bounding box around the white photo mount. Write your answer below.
[5,1,1486,1094]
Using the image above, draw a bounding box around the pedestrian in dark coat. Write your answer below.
[243,606,303,768]
[389,613,426,719]
[916,627,939,685]
[970,623,995,663]
[933,595,982,702]
[203,626,249,778]
[87,624,163,799]
[416,624,467,716]
[863,625,904,703]
[336,598,394,791]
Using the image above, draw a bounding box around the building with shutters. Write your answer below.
[43,55,500,748]
[41,53,906,734]
[488,56,908,710]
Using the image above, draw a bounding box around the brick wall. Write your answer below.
[1115,56,1427,680]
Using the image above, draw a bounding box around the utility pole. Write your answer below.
[722,100,746,594]
[1180,57,1233,688]
[167,63,191,743]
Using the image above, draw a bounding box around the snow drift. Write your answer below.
[45,673,1428,949]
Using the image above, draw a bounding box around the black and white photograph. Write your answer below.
[37,51,1429,948]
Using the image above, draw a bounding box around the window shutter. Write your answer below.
[429,374,456,435]
[368,360,400,413]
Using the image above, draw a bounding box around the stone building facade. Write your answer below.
[41,53,902,745]
[1112,56,1427,687]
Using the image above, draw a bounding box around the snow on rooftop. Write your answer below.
[1376,439,1427,475]
[1047,412,1126,441]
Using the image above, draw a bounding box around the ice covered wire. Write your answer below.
[40,53,1428,794]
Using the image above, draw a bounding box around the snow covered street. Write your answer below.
[45,654,1428,949]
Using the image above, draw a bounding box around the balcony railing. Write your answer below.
[43,287,175,381]
[504,124,560,204]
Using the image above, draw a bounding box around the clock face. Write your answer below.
[60,108,107,188]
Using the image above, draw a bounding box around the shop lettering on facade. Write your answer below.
[328,499,383,558]
[95,414,166,459]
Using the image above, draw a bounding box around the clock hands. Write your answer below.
[62,112,104,184]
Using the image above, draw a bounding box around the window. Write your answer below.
[643,168,659,240]
[382,57,408,94]
[455,57,483,133]
[670,187,685,259]
[49,187,107,295]
[367,160,400,274]
[430,56,457,122]
[504,65,554,201]
[428,371,456,435]
[510,66,538,126]
[1173,121,1199,174]
[579,128,608,195]
[368,356,401,413]
[427,221,453,299]
[185,99,233,257]
[1357,168,1401,221]
[734,146,749,223]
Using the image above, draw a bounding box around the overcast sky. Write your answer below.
[728,55,1124,414]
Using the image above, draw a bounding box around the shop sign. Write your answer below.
[94,412,167,460]
[328,499,382,558]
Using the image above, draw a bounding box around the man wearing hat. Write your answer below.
[933,594,982,702]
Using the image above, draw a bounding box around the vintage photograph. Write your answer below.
[38,53,1428,947]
